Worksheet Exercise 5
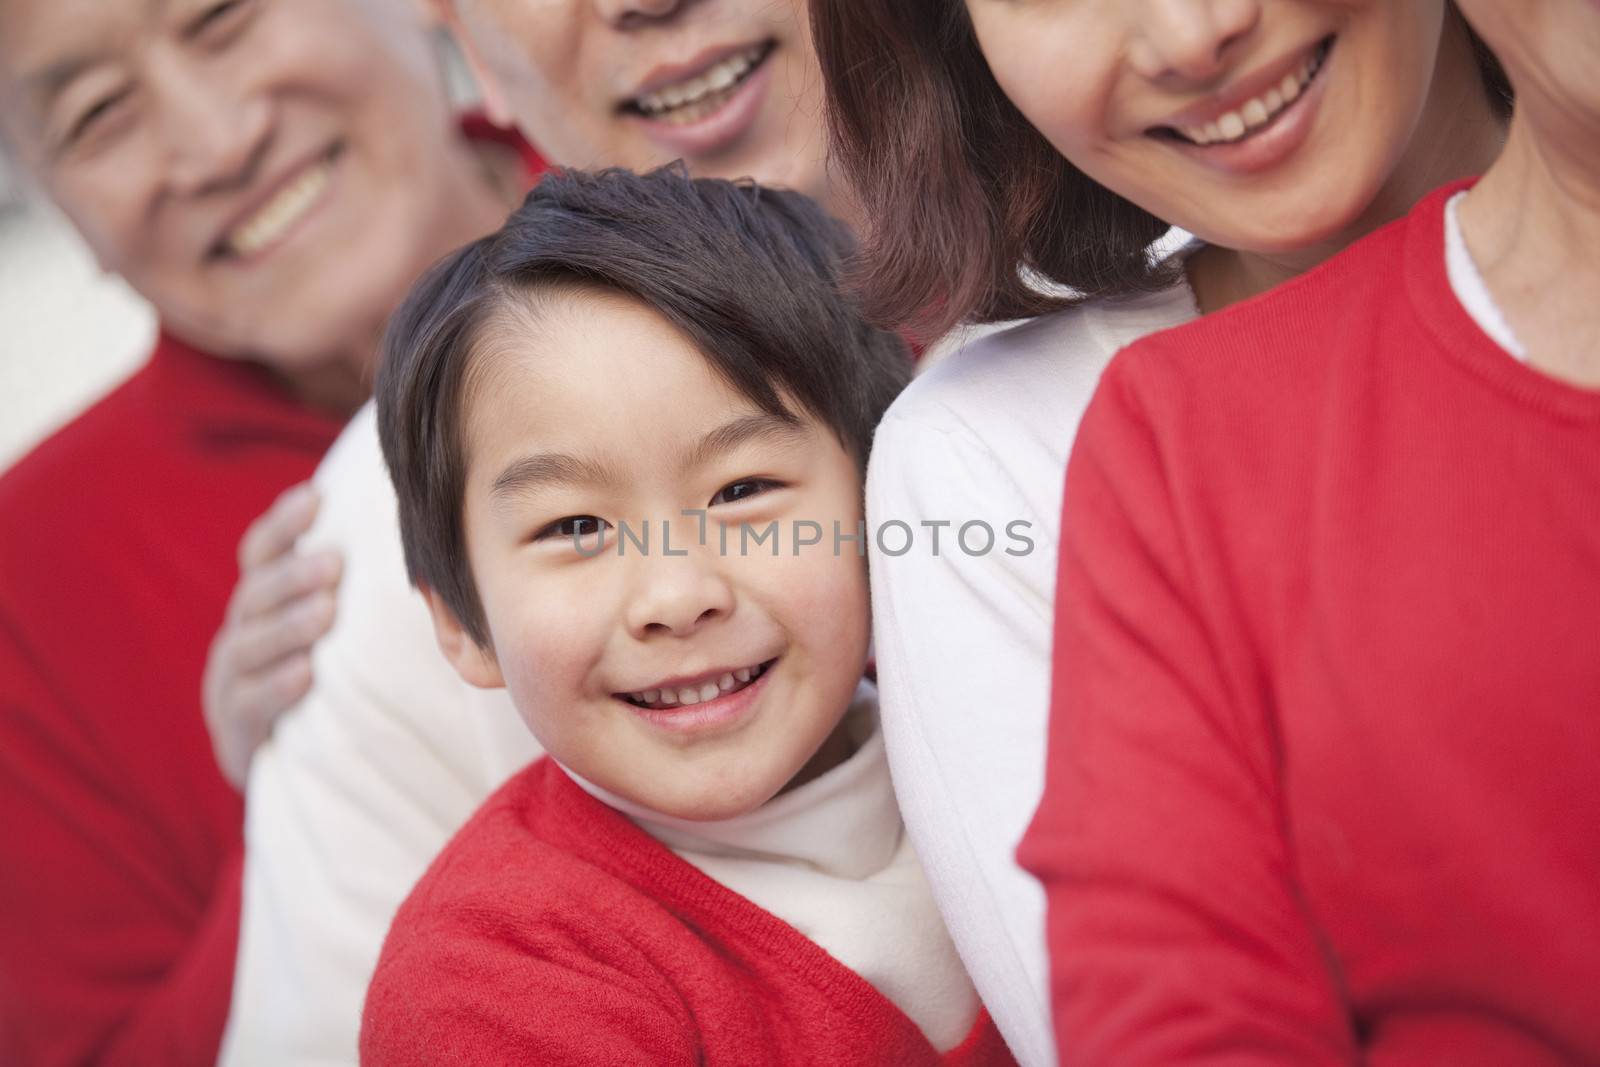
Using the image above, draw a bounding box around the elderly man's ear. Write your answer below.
[417,0,517,129]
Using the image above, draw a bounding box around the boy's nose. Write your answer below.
[625,534,735,638]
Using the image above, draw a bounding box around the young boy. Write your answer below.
[360,166,1016,1065]
[1023,2,1600,1063]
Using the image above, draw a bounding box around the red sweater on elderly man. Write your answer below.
[0,334,341,1066]
[361,757,1017,1066]
[1021,183,1600,1066]
[0,117,544,1067]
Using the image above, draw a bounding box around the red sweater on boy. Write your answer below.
[1020,183,1600,1066]
[361,757,1017,1066]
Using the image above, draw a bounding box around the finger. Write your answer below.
[229,590,338,675]
[238,482,321,569]
[232,550,343,623]
[217,654,315,787]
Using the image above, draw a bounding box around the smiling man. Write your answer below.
[214,2,856,1064]
[442,0,842,209]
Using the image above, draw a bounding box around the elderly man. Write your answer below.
[0,1,537,1063]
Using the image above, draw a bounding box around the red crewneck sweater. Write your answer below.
[361,757,1017,1066]
[1021,183,1600,1066]
[0,120,545,1066]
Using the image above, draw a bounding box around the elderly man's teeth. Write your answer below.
[1178,48,1323,147]
[635,45,766,120]
[227,158,334,257]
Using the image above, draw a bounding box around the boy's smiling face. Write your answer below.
[429,288,872,821]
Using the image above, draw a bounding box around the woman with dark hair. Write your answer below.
[1023,0,1600,1053]
[807,2,1511,1063]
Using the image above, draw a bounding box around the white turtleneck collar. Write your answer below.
[559,681,979,1051]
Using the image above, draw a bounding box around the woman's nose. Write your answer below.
[1126,0,1261,85]
[592,0,686,29]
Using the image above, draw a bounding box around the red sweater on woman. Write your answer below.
[1020,183,1600,1066]
[361,757,1016,1066]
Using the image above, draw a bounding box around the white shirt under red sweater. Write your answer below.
[1021,181,1600,1065]
[361,693,1016,1066]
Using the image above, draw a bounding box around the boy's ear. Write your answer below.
[421,586,505,690]
[430,2,517,130]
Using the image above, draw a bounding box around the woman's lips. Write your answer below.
[622,43,776,161]
[1155,37,1335,177]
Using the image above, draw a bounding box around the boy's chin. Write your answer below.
[641,775,790,823]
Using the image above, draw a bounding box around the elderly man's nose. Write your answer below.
[157,75,271,195]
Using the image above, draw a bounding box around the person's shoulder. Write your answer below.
[303,401,394,549]
[869,285,1198,516]
[389,760,639,939]
[1,359,158,495]
[889,283,1198,437]
[0,359,163,568]
[373,759,690,1021]
[1119,212,1414,393]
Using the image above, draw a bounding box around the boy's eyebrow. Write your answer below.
[679,413,808,472]
[490,452,624,501]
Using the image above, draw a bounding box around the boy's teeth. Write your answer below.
[634,44,766,119]
[226,156,335,257]
[1178,45,1323,147]
[628,661,771,709]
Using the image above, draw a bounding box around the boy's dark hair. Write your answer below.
[376,165,912,647]
[810,0,1515,339]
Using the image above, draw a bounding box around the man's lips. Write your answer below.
[621,40,775,111]
[207,141,343,262]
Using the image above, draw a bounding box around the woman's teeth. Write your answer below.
[633,44,768,125]
[1178,45,1327,147]
[226,156,335,257]
[627,662,766,709]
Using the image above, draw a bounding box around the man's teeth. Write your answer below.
[227,157,335,257]
[634,45,767,123]
[627,662,767,708]
[1179,49,1324,147]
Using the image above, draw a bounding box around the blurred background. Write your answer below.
[0,158,156,470]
